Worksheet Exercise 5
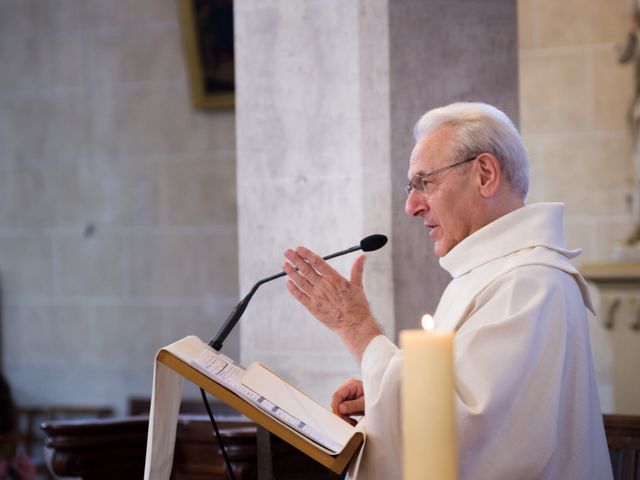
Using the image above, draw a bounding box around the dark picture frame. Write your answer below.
[177,0,235,109]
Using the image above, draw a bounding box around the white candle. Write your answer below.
[400,314,457,480]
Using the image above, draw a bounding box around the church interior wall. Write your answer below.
[0,0,637,418]
[0,0,240,415]
[519,0,634,263]
[519,0,640,414]
[233,0,395,407]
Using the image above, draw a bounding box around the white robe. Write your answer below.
[351,203,612,480]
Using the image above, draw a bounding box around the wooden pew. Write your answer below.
[42,416,257,480]
[41,415,342,480]
[604,414,640,480]
[43,413,639,479]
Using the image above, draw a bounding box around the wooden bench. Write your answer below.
[41,415,342,480]
[604,414,640,480]
[38,413,640,479]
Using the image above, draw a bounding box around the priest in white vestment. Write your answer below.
[282,102,612,480]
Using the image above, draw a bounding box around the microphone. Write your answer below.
[208,234,388,351]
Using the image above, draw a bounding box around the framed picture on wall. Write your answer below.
[178,0,235,109]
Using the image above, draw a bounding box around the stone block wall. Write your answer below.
[0,0,238,414]
[519,0,640,414]
[234,0,394,406]
[518,0,634,262]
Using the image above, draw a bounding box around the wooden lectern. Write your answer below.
[154,338,364,476]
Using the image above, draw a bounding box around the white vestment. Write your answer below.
[351,203,612,480]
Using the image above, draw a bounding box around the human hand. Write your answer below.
[331,378,365,426]
[283,247,382,361]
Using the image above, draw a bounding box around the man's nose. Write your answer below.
[405,190,428,217]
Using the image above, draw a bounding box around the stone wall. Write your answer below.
[519,0,633,261]
[0,0,239,414]
[390,0,519,334]
[233,0,394,406]
[518,0,639,414]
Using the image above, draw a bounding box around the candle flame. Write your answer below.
[421,314,434,330]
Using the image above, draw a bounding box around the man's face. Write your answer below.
[405,126,480,257]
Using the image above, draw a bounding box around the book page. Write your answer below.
[191,347,246,387]
[190,347,346,453]
[242,362,355,449]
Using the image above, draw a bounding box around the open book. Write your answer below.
[160,335,363,458]
[191,342,356,454]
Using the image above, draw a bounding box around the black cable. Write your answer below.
[200,387,237,480]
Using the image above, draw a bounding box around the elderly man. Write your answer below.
[282,102,612,479]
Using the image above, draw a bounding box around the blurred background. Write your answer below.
[0,0,639,476]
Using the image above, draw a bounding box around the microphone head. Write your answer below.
[360,234,388,252]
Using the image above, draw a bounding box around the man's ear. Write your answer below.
[475,153,501,198]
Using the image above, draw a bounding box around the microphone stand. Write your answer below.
[209,271,282,351]
[208,244,362,351]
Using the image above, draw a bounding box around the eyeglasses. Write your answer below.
[405,155,479,195]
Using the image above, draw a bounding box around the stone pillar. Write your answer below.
[234,0,518,404]
[389,0,519,335]
[234,0,392,403]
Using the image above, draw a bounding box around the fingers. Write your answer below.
[285,279,312,309]
[331,379,364,416]
[350,254,366,288]
[331,388,346,414]
[284,249,322,279]
[282,260,315,296]
[283,247,342,304]
[331,379,364,425]
[338,397,365,416]
[292,246,341,280]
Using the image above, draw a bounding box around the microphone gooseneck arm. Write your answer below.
[208,235,387,351]
[209,272,282,351]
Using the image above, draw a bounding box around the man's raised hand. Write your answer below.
[282,247,382,362]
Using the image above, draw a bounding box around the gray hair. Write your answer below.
[414,102,530,198]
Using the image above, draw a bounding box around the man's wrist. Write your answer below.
[339,318,383,362]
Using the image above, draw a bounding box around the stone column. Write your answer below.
[234,0,518,404]
[389,0,519,334]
